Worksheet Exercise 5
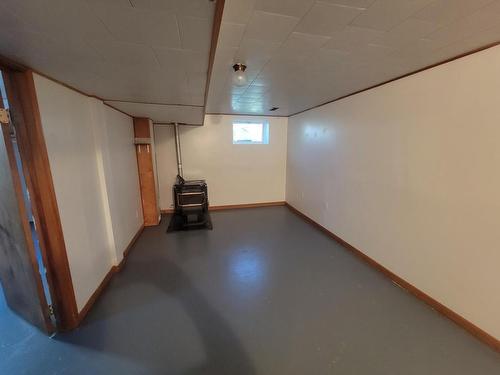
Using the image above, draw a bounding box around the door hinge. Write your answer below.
[48,304,55,317]
[0,108,10,124]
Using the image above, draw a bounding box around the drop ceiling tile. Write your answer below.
[389,37,445,61]
[371,18,439,49]
[3,0,112,42]
[105,101,204,124]
[244,11,299,43]
[276,32,331,62]
[88,39,160,68]
[351,0,435,31]
[320,0,376,9]
[427,10,500,45]
[254,0,315,18]
[482,0,500,13]
[413,0,494,26]
[178,16,212,51]
[87,0,133,7]
[223,0,257,24]
[129,0,176,11]
[218,22,246,48]
[91,3,181,47]
[173,0,215,18]
[294,2,362,36]
[236,38,282,66]
[322,26,383,52]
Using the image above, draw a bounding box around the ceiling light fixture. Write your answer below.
[232,63,247,86]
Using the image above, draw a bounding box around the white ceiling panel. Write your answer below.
[222,0,257,24]
[351,0,435,31]
[322,26,383,52]
[321,0,376,9]
[0,0,215,123]
[244,11,300,43]
[178,16,212,51]
[105,101,205,124]
[294,2,361,36]
[207,0,500,116]
[254,0,315,18]
[413,0,494,26]
[90,3,181,47]
[218,23,246,48]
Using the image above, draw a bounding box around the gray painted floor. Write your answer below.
[1,206,499,374]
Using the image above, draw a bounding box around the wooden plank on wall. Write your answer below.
[134,118,159,226]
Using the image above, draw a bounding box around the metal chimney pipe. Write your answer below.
[174,122,183,178]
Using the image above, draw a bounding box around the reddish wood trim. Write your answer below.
[102,102,133,118]
[202,0,225,124]
[0,121,54,333]
[4,70,80,330]
[160,201,286,214]
[117,225,144,271]
[105,99,203,108]
[290,41,500,117]
[77,224,144,323]
[161,201,286,214]
[285,203,500,353]
[205,112,289,118]
[209,201,286,211]
[133,117,151,138]
[77,266,116,324]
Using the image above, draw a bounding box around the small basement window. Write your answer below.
[232,121,269,144]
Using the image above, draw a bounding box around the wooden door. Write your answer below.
[0,97,53,333]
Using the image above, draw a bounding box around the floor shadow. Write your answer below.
[58,256,256,375]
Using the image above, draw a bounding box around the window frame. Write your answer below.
[232,120,270,145]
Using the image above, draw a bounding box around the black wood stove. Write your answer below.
[166,123,212,232]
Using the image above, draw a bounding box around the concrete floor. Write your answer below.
[1,206,499,374]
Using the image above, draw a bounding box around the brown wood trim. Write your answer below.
[77,224,144,324]
[102,102,133,118]
[0,121,54,333]
[205,112,289,118]
[285,203,500,353]
[77,266,116,324]
[209,201,286,211]
[105,99,204,108]
[160,201,286,214]
[133,117,151,138]
[290,41,500,117]
[4,69,80,330]
[202,0,225,123]
[117,224,145,271]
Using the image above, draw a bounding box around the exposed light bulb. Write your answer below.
[232,63,247,87]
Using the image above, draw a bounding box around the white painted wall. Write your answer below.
[34,74,142,311]
[155,114,288,210]
[286,46,500,340]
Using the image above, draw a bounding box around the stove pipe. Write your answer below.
[174,122,183,178]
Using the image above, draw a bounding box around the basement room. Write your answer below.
[0,0,499,374]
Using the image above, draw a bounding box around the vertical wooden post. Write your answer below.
[134,118,160,226]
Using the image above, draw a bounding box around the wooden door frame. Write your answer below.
[1,63,79,331]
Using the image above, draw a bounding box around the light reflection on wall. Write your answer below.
[229,249,266,290]
[303,123,334,144]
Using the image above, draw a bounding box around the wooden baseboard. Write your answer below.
[285,203,500,353]
[161,201,286,214]
[209,201,286,211]
[117,224,144,271]
[77,224,144,325]
[77,266,115,324]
